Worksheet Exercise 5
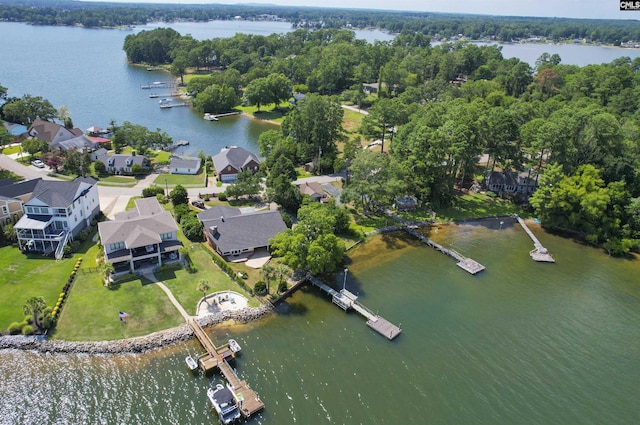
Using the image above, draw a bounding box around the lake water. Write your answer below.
[2,219,639,424]
[1,20,640,425]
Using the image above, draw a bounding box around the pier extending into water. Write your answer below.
[307,275,402,340]
[403,226,486,274]
[188,319,264,418]
[515,215,555,263]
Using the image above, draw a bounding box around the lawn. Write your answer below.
[52,272,185,341]
[0,245,76,330]
[342,109,365,134]
[236,102,291,124]
[157,244,259,316]
[97,175,138,187]
[153,171,206,187]
[2,145,21,155]
[434,192,526,222]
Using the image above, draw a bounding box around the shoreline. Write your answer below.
[0,305,271,355]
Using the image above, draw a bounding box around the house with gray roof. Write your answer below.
[95,151,147,175]
[15,177,100,258]
[212,146,261,183]
[25,117,83,149]
[297,181,327,202]
[98,197,181,275]
[55,134,98,152]
[198,205,286,259]
[0,195,23,230]
[170,156,201,175]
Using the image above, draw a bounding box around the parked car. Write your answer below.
[31,159,45,168]
[191,199,205,209]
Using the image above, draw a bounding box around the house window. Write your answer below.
[109,241,125,251]
[26,207,33,214]
[1,206,7,215]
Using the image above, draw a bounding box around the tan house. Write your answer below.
[98,197,182,275]
[0,178,42,229]
[0,195,23,229]
[297,181,327,202]
[24,117,83,150]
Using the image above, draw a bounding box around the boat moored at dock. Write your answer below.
[228,339,241,353]
[185,355,198,371]
[204,113,219,121]
[207,383,241,424]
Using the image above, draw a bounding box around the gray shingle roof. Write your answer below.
[0,178,41,199]
[56,135,97,152]
[99,197,178,249]
[170,156,201,170]
[96,153,146,170]
[27,177,96,208]
[198,206,286,253]
[212,147,260,174]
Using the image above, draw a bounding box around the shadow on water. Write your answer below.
[451,216,518,230]
[273,299,309,316]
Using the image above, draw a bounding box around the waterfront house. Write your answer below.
[486,170,538,196]
[212,146,261,183]
[170,156,201,175]
[95,151,147,175]
[55,135,98,152]
[0,178,42,228]
[24,117,83,149]
[98,197,182,274]
[2,121,28,141]
[297,181,327,202]
[394,196,417,212]
[15,177,100,258]
[198,205,286,259]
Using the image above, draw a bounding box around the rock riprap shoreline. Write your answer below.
[0,305,271,354]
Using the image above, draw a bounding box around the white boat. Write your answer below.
[204,113,219,121]
[228,339,241,354]
[159,98,170,105]
[149,93,159,98]
[207,384,241,424]
[185,355,198,371]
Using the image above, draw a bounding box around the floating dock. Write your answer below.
[515,215,555,262]
[188,319,264,419]
[307,275,402,340]
[159,102,188,109]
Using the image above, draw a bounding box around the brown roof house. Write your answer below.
[0,178,42,229]
[212,146,261,183]
[297,181,327,202]
[25,117,83,150]
[486,170,538,196]
[198,205,286,259]
[98,197,182,275]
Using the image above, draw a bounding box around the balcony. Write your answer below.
[131,244,159,258]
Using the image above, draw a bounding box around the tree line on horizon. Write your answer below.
[1,0,640,44]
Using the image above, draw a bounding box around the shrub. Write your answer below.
[21,325,34,335]
[203,194,210,201]
[218,192,227,201]
[8,322,23,334]
[156,193,168,204]
[63,245,72,257]
[254,281,267,295]
[142,186,164,198]
[70,240,80,252]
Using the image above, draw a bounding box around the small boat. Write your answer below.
[207,384,241,424]
[204,113,219,121]
[159,98,170,104]
[185,355,198,371]
[149,93,159,98]
[228,339,241,354]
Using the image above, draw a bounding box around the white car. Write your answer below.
[31,159,45,168]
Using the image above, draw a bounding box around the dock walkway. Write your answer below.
[386,211,485,274]
[515,215,555,262]
[188,319,264,418]
[307,275,401,340]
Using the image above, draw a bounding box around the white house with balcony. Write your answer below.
[15,177,100,258]
[98,197,182,275]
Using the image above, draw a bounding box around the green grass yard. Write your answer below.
[0,245,76,330]
[153,171,206,187]
[434,192,526,222]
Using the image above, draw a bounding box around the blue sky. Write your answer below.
[84,0,636,20]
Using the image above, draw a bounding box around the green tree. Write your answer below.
[181,215,204,241]
[23,296,47,331]
[197,280,210,300]
[244,77,270,111]
[1,94,57,125]
[21,138,48,155]
[170,55,189,85]
[94,160,106,175]
[170,185,188,206]
[3,223,16,242]
[281,94,344,173]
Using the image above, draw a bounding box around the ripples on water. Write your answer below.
[2,221,640,424]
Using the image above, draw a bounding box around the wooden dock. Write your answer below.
[307,275,402,340]
[403,226,486,274]
[515,215,555,262]
[213,111,241,119]
[159,102,188,109]
[188,319,264,418]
